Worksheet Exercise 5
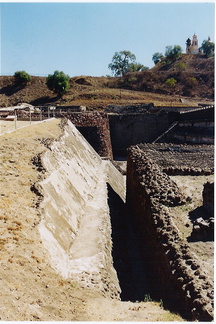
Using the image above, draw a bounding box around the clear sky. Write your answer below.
[0,1,215,77]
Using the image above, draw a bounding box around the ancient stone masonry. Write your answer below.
[55,112,113,160]
[129,146,188,206]
[178,106,214,121]
[155,106,214,145]
[105,103,154,114]
[126,146,213,321]
[203,182,214,216]
[108,112,171,158]
[191,181,214,241]
[137,143,214,175]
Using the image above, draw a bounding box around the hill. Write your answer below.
[123,54,214,99]
[0,55,214,110]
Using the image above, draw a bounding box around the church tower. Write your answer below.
[190,34,199,54]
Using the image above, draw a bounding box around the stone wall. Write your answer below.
[178,106,214,122]
[203,182,214,217]
[5,106,214,159]
[160,121,214,145]
[55,112,113,160]
[126,146,213,321]
[137,143,214,175]
[105,103,153,114]
[108,113,172,158]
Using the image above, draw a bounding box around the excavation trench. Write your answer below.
[108,183,154,302]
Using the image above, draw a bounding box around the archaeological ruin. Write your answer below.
[0,103,214,320]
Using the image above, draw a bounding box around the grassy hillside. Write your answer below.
[0,55,214,110]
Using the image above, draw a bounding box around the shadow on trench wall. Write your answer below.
[107,184,160,302]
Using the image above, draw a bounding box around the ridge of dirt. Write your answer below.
[0,119,184,321]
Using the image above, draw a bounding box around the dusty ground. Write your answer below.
[0,119,184,321]
[169,175,214,280]
[0,119,39,135]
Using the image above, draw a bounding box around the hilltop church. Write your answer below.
[186,34,199,54]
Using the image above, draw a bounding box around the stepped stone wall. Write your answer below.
[126,146,213,321]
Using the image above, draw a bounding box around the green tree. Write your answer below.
[14,70,31,85]
[127,62,149,72]
[200,39,215,57]
[108,51,136,76]
[152,52,164,65]
[46,70,70,96]
[186,38,191,47]
[165,45,182,63]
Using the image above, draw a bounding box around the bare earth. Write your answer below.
[169,175,214,280]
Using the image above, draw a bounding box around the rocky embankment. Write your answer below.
[126,146,214,321]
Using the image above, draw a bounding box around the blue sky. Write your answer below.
[0,2,215,77]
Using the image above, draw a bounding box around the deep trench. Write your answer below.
[107,183,158,302]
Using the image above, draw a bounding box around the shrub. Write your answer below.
[165,77,177,88]
[46,70,70,96]
[128,77,138,83]
[187,76,198,88]
[14,71,31,85]
[174,62,186,73]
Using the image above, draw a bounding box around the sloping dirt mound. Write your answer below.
[0,76,55,107]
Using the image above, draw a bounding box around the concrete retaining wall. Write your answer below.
[126,146,213,321]
[37,120,124,298]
